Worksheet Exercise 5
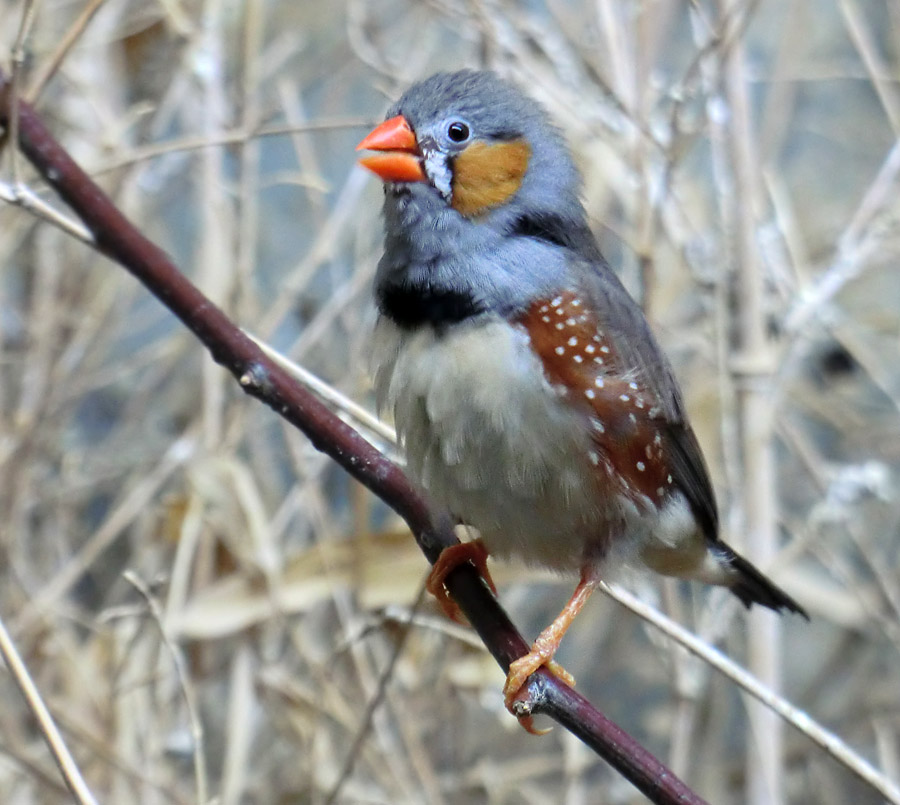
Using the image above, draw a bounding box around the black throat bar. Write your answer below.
[378,283,484,329]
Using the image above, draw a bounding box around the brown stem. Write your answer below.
[0,73,707,805]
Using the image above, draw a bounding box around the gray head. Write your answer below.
[386,70,583,226]
[359,70,595,327]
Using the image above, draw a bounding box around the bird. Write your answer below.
[356,69,807,731]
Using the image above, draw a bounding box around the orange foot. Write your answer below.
[426,538,497,624]
[504,649,576,735]
[503,570,600,734]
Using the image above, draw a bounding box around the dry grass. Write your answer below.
[1,0,899,803]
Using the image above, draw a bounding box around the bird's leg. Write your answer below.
[426,538,497,624]
[503,567,600,731]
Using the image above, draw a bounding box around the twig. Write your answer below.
[0,179,94,243]
[718,1,784,801]
[782,139,900,338]
[0,0,96,244]
[324,581,429,805]
[5,0,37,185]
[248,332,399,447]
[15,435,195,633]
[840,0,900,135]
[123,571,209,805]
[90,118,373,176]
[602,583,900,805]
[0,614,99,805]
[25,0,109,104]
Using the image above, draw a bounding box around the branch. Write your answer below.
[0,614,98,805]
[0,72,707,805]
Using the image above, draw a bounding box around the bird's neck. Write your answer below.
[374,186,492,329]
[374,185,595,331]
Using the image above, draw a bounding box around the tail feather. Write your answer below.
[718,546,809,619]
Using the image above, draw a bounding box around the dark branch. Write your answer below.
[0,73,707,805]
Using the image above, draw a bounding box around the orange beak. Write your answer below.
[356,115,427,183]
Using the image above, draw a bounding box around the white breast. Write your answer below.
[371,316,661,571]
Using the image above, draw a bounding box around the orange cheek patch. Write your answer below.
[451,139,531,217]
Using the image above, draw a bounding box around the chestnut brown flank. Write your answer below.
[515,292,674,508]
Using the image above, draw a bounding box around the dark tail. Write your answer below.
[718,546,809,619]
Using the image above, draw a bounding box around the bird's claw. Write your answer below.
[425,539,496,625]
[503,642,577,734]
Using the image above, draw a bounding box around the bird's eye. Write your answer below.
[446,121,470,143]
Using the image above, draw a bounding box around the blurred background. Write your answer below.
[1,1,899,802]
